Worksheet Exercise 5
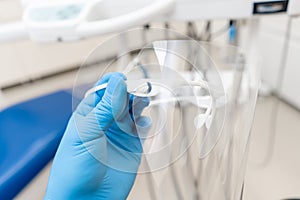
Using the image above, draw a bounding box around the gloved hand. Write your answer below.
[45,72,151,200]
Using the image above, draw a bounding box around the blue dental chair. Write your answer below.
[0,90,75,199]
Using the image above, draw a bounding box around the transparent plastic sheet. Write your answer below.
[72,28,259,200]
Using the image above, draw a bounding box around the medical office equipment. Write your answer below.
[0,0,299,92]
[0,0,299,199]
[0,0,300,43]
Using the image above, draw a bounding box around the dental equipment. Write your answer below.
[84,81,153,98]
[84,78,214,127]
[0,0,299,43]
[2,0,175,43]
[84,79,209,98]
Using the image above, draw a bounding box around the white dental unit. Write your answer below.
[0,0,299,43]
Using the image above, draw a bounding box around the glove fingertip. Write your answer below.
[106,75,127,96]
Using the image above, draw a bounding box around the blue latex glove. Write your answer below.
[45,72,151,200]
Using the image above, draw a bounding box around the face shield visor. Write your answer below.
[72,28,259,200]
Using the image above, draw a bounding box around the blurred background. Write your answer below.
[0,0,299,199]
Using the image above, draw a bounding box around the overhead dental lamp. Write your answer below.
[22,0,175,42]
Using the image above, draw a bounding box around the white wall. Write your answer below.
[281,17,300,108]
[248,16,300,108]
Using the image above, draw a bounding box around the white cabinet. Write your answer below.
[281,18,300,108]
[0,43,32,85]
[246,16,300,109]
[0,37,109,88]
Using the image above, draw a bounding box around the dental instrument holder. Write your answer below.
[72,29,259,200]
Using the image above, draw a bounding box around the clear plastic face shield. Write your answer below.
[72,28,259,200]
